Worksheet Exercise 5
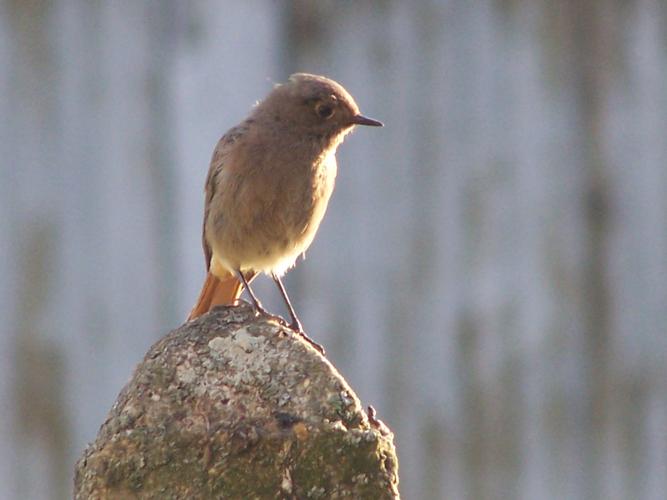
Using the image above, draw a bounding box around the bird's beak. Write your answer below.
[351,114,383,127]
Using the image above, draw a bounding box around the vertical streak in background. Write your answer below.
[2,1,69,498]
[144,1,181,330]
[568,1,614,498]
[0,1,17,494]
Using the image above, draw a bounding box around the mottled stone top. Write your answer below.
[75,302,399,499]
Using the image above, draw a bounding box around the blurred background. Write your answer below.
[2,1,666,499]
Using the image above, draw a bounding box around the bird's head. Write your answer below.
[255,73,383,139]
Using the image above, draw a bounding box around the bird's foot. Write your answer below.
[250,301,272,318]
[272,316,324,354]
[251,303,292,330]
[293,325,325,355]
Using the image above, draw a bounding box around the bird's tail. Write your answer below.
[187,272,244,321]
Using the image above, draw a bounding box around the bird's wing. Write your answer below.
[202,122,251,270]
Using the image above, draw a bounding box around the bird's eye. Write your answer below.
[316,103,334,119]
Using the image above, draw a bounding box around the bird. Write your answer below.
[187,73,382,349]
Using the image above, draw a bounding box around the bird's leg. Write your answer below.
[237,270,270,317]
[271,273,325,354]
[271,274,303,332]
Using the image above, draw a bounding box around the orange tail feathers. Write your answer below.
[187,272,243,321]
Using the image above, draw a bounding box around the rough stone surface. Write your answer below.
[74,302,400,499]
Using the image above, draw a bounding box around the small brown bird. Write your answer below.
[188,73,382,346]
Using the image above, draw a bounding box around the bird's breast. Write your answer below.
[207,146,338,276]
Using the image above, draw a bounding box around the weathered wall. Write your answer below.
[1,1,666,499]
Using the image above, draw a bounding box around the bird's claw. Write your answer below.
[250,304,325,355]
[283,319,325,355]
[298,330,325,355]
[251,303,272,318]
